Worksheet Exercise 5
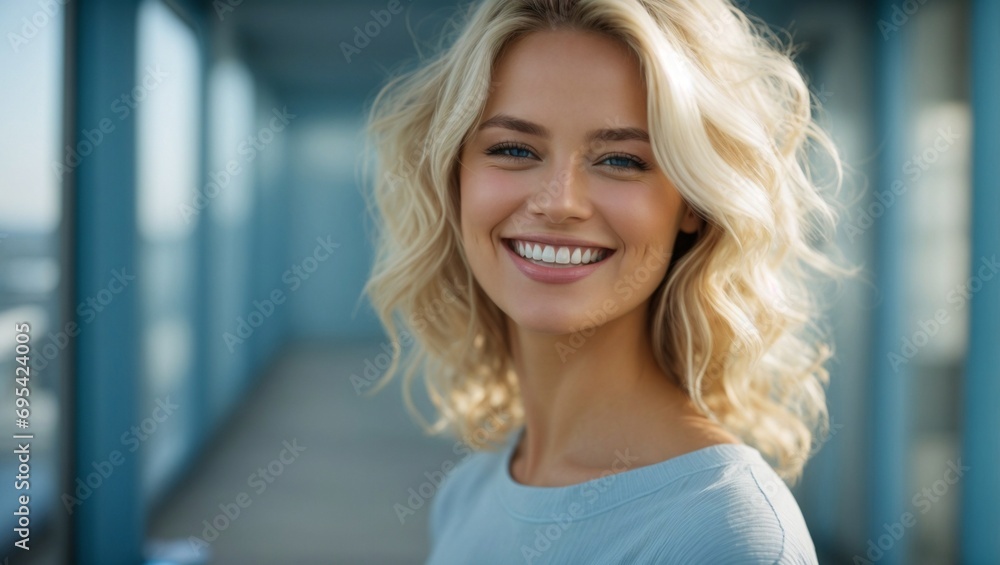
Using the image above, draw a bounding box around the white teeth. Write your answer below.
[509,239,609,266]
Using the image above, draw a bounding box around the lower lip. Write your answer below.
[503,240,613,284]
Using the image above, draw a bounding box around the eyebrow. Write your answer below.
[477,113,650,143]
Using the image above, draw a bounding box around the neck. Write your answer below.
[505,300,694,484]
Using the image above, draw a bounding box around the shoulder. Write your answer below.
[427,437,510,544]
[640,446,818,564]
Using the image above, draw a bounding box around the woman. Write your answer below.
[364,0,852,562]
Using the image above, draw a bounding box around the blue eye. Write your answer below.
[485,142,535,160]
[599,153,650,171]
[484,143,650,172]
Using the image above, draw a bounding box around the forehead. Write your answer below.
[482,29,648,128]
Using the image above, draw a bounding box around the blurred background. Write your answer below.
[0,0,997,563]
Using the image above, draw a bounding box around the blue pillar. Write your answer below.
[190,18,212,460]
[960,0,1000,562]
[71,0,143,563]
[866,1,910,564]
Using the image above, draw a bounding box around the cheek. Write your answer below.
[593,184,682,248]
[460,166,526,235]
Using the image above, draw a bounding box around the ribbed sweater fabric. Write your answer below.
[426,427,818,564]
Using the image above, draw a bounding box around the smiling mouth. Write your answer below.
[503,238,614,267]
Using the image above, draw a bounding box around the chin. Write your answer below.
[500,299,608,337]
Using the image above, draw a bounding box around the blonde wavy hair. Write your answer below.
[362,0,855,483]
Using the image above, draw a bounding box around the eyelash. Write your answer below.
[484,142,651,172]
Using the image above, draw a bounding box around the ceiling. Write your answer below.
[206,0,465,106]
[203,0,811,110]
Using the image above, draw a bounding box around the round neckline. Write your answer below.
[496,426,767,521]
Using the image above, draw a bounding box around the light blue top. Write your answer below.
[426,427,819,564]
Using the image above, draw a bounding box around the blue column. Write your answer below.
[866,1,910,564]
[71,0,143,563]
[190,15,212,460]
[960,0,1000,562]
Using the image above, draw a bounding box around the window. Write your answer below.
[0,0,67,557]
[135,0,201,503]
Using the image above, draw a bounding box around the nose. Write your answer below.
[527,154,592,223]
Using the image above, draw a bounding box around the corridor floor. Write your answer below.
[148,340,464,565]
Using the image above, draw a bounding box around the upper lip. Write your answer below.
[502,233,615,250]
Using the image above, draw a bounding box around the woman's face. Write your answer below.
[458,29,698,335]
